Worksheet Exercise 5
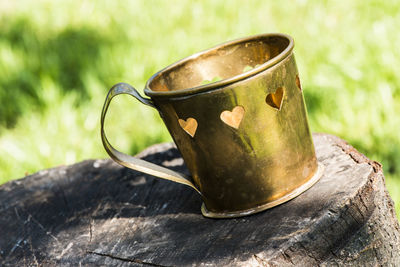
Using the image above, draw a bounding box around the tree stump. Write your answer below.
[0,134,399,266]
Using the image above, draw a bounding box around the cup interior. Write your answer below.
[147,34,291,93]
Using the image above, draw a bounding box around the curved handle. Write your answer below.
[100,83,201,194]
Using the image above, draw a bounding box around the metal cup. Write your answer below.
[101,33,323,218]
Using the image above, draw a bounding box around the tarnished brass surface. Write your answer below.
[201,163,324,218]
[101,33,322,218]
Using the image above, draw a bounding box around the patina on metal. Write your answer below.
[101,33,324,218]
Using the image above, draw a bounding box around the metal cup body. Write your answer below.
[145,36,320,216]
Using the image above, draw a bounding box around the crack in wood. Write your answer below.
[298,241,321,265]
[252,254,269,266]
[8,238,23,257]
[89,219,93,244]
[86,250,172,267]
[1,134,399,266]
[28,236,39,267]
[27,212,60,244]
[281,249,295,265]
[59,186,71,212]
[14,207,21,221]
[332,136,382,174]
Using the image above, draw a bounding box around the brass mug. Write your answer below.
[101,33,323,218]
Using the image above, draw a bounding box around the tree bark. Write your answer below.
[0,134,399,266]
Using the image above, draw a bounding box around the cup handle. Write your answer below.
[100,83,201,195]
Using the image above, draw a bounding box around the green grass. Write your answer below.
[0,0,399,217]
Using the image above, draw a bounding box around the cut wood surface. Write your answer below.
[0,134,399,266]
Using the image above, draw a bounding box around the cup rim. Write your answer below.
[144,33,294,98]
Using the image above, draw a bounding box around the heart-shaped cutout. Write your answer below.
[265,87,284,110]
[220,106,245,129]
[178,118,198,137]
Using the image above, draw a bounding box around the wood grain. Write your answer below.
[0,134,399,266]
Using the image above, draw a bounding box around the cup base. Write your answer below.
[201,162,325,219]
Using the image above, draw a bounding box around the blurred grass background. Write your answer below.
[0,0,399,216]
